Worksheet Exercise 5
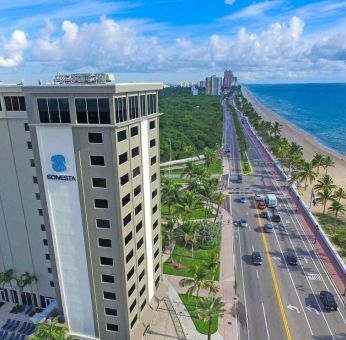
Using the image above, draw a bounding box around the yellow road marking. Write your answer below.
[255,201,292,340]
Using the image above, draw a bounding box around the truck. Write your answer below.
[265,194,277,208]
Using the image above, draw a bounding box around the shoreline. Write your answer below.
[241,86,346,215]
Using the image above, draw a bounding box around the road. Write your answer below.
[222,96,346,340]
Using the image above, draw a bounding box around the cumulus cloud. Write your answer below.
[310,33,346,61]
[0,30,29,67]
[176,38,192,48]
[225,0,236,5]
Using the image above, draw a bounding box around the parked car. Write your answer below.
[258,201,266,209]
[286,253,298,265]
[240,196,247,203]
[272,213,281,223]
[264,223,273,233]
[260,211,269,219]
[239,219,248,228]
[255,194,262,201]
[320,291,337,311]
[252,251,262,265]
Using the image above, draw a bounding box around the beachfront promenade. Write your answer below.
[223,96,346,340]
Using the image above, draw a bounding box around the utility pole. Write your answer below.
[169,139,172,176]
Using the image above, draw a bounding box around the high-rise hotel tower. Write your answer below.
[0,82,165,339]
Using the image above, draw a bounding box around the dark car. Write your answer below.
[286,254,298,265]
[252,251,262,265]
[237,175,243,183]
[258,201,266,209]
[320,291,337,311]
[261,211,269,219]
[272,213,281,223]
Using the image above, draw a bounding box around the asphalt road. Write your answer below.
[222,97,346,340]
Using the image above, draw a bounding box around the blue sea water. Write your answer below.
[246,83,346,156]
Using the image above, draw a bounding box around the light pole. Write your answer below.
[169,139,172,176]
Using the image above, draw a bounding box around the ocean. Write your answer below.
[245,83,346,156]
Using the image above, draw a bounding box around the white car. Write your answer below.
[255,194,262,201]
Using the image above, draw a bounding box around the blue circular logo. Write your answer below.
[51,154,67,172]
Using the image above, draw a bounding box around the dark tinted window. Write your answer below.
[125,231,133,245]
[155,262,160,272]
[4,96,12,111]
[90,155,104,166]
[136,221,143,233]
[131,147,139,158]
[103,291,116,300]
[139,269,145,281]
[153,220,158,230]
[24,123,30,131]
[127,266,135,281]
[120,174,129,186]
[96,219,110,229]
[107,323,118,332]
[100,257,113,266]
[12,96,19,111]
[58,98,70,123]
[137,238,144,250]
[130,126,138,137]
[126,250,134,264]
[129,299,136,313]
[115,97,127,123]
[75,99,87,123]
[133,166,140,178]
[154,248,159,259]
[138,253,144,265]
[155,276,160,287]
[19,96,26,111]
[119,152,128,164]
[88,133,103,143]
[37,99,49,123]
[154,234,159,244]
[98,98,110,124]
[140,286,146,297]
[152,189,157,199]
[87,99,98,124]
[134,185,141,197]
[151,156,157,165]
[99,238,112,248]
[149,120,155,129]
[27,141,32,149]
[92,178,106,188]
[131,315,137,329]
[152,204,158,214]
[48,98,59,123]
[135,203,142,215]
[151,173,157,182]
[150,139,156,148]
[122,193,130,207]
[117,129,127,142]
[105,308,117,316]
[95,199,108,208]
[123,213,131,227]
[102,275,115,283]
[140,95,146,116]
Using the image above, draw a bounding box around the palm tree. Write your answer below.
[321,155,335,174]
[204,252,220,281]
[1,269,15,302]
[271,121,282,137]
[328,201,346,234]
[287,152,303,174]
[311,153,324,175]
[178,191,201,220]
[314,174,336,192]
[316,188,334,215]
[213,192,226,223]
[161,179,180,220]
[196,296,226,340]
[31,317,73,340]
[204,147,217,170]
[333,187,346,203]
[296,162,317,190]
[179,266,214,298]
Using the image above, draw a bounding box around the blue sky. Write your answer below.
[0,0,346,84]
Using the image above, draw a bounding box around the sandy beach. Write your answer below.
[242,86,346,215]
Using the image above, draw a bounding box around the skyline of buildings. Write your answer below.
[0,81,164,339]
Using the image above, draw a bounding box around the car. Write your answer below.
[320,291,337,311]
[240,196,247,203]
[272,214,281,223]
[258,201,266,209]
[252,251,262,265]
[260,211,269,219]
[264,223,273,233]
[286,254,298,265]
[255,194,262,201]
[237,175,243,183]
[239,219,248,228]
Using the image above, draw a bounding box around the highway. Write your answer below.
[222,96,346,340]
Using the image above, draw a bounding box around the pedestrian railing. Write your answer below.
[163,296,187,340]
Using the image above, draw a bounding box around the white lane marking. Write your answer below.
[306,305,320,315]
[285,220,290,224]
[229,194,233,216]
[237,210,251,340]
[252,244,254,252]
[272,256,281,262]
[256,270,259,279]
[306,273,322,281]
[262,302,271,340]
[287,305,300,314]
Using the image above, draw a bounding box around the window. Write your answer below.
[153,220,158,230]
[50,281,55,287]
[154,234,159,244]
[147,94,157,115]
[27,141,32,149]
[90,155,105,166]
[122,193,130,207]
[88,133,103,144]
[139,269,145,282]
[140,95,146,117]
[156,263,161,275]
[38,209,43,216]
[98,98,111,124]
[151,156,157,166]
[123,213,131,227]
[136,221,143,233]
[106,324,118,332]
[125,231,133,245]
[130,126,138,137]
[127,267,135,281]
[24,123,30,131]
[129,299,136,313]
[103,291,116,300]
[131,315,138,329]
[138,254,144,266]
[100,257,113,266]
[152,189,157,199]
[45,254,50,260]
[41,224,46,231]
[137,238,143,250]
[43,239,48,246]
[120,174,129,186]
[150,139,156,148]
[95,199,108,209]
[133,166,140,178]
[129,96,139,120]
[75,98,87,123]
[135,204,142,215]
[134,185,141,197]
[151,173,157,182]
[76,98,110,124]
[102,274,115,283]
[48,268,52,274]
[149,120,155,129]
[105,308,117,316]
[33,176,38,184]
[114,97,127,123]
[141,299,147,311]
[131,147,139,158]
[30,159,35,167]
[98,238,112,248]
[152,204,158,214]
[118,152,128,165]
[126,250,134,263]
[87,99,98,124]
[154,248,159,259]
[96,219,110,229]
[35,192,40,200]
[117,129,127,142]
[128,283,135,297]
[37,98,70,123]
[92,178,107,188]
[155,276,160,287]
[5,96,26,111]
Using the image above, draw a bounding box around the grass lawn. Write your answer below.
[161,204,215,220]
[316,214,346,259]
[163,244,220,280]
[179,294,218,335]
[208,159,222,174]
[242,161,252,175]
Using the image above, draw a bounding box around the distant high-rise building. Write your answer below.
[198,80,206,88]
[205,75,223,95]
[223,70,234,89]
[191,86,198,96]
[179,81,193,88]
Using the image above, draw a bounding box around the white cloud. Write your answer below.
[225,0,236,5]
[0,30,29,67]
[176,38,192,48]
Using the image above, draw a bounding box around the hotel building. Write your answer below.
[0,82,165,340]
